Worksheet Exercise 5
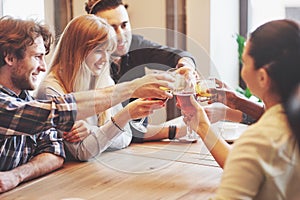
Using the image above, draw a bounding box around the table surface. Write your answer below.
[0,140,222,200]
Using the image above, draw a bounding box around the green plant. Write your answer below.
[235,34,261,102]
[236,34,246,65]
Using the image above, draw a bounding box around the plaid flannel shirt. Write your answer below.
[0,85,77,171]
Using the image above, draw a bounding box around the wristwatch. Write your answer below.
[168,125,177,140]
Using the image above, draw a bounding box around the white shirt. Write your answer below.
[35,72,132,161]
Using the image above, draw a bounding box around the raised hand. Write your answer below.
[181,96,211,139]
[131,73,175,100]
[125,98,166,121]
[207,79,240,109]
[203,103,243,123]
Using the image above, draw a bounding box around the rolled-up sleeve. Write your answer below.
[34,128,66,159]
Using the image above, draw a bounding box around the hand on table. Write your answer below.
[0,171,20,193]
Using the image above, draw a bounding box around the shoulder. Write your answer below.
[35,72,65,99]
[130,34,160,50]
[231,104,295,165]
[131,34,144,43]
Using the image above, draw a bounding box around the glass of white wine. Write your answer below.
[195,78,216,102]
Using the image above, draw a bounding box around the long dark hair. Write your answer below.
[248,19,300,104]
[249,19,300,145]
[286,84,300,145]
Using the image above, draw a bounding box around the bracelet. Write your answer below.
[241,113,256,125]
[111,117,125,132]
[168,125,177,140]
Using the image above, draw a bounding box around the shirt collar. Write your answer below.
[0,84,31,100]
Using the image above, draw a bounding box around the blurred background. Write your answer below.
[1,0,299,90]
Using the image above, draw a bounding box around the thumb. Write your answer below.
[190,95,199,108]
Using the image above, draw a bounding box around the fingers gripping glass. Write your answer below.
[195,78,217,102]
[129,67,171,133]
[170,69,199,142]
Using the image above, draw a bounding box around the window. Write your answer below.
[248,0,300,32]
[0,0,44,20]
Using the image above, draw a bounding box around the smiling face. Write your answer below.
[95,5,132,57]
[85,44,111,76]
[10,36,46,94]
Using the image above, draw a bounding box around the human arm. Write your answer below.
[208,79,264,121]
[0,153,63,193]
[74,72,174,120]
[181,96,231,168]
[0,72,174,136]
[64,99,166,161]
[131,116,187,142]
[213,129,265,199]
[203,103,244,123]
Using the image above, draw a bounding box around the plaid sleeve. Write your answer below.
[0,93,77,136]
[34,128,66,159]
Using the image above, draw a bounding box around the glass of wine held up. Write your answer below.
[171,69,199,142]
[129,67,170,133]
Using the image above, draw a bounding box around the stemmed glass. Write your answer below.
[171,69,199,142]
[130,97,169,133]
[129,67,170,133]
[129,112,148,133]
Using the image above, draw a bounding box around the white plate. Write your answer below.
[211,121,248,143]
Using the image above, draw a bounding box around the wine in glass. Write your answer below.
[129,67,170,133]
[196,78,216,102]
[130,97,169,133]
[172,71,198,142]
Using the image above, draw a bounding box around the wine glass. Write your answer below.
[195,78,216,102]
[171,70,199,142]
[129,67,171,133]
[130,97,169,133]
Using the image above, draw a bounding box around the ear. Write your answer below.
[257,67,270,89]
[4,54,15,66]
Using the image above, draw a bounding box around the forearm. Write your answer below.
[12,153,63,184]
[74,81,134,120]
[233,96,264,120]
[225,109,243,123]
[198,127,231,168]
[66,122,130,161]
[143,125,169,141]
[140,122,187,142]
[145,116,188,141]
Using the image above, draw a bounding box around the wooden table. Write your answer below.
[0,140,222,200]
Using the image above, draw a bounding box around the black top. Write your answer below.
[111,34,194,83]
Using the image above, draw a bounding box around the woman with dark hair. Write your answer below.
[182,19,300,199]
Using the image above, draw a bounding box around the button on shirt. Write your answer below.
[0,85,77,171]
